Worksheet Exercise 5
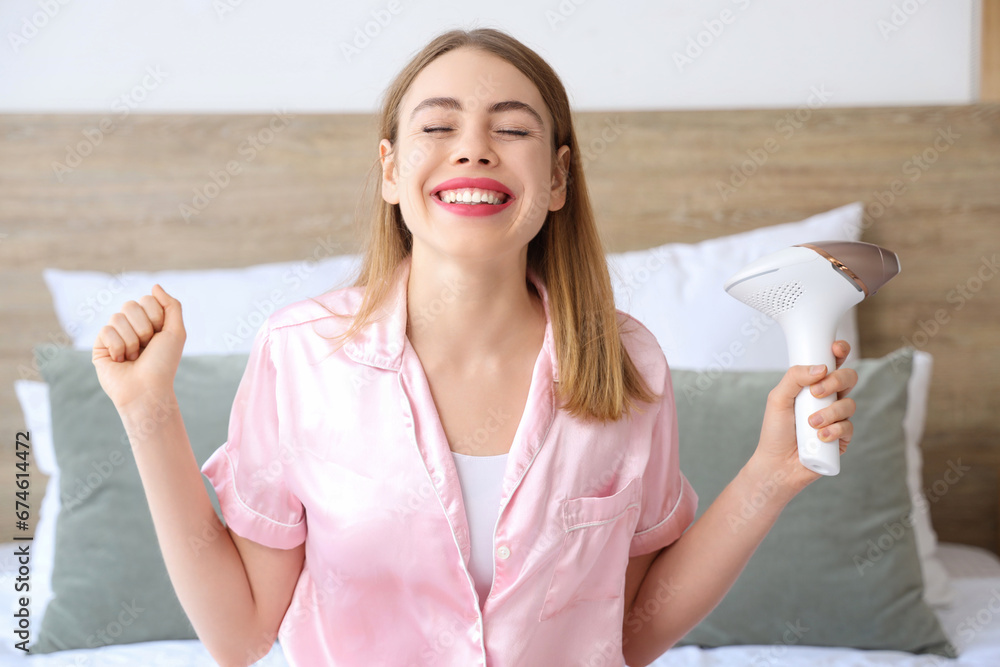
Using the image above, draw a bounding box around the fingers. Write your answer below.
[833,340,851,369]
[809,366,858,399]
[100,312,141,362]
[121,299,157,347]
[767,364,828,411]
[138,294,166,332]
[773,359,860,411]
[95,323,127,362]
[151,284,185,338]
[93,287,172,363]
[808,397,856,442]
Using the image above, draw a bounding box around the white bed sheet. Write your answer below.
[0,542,996,666]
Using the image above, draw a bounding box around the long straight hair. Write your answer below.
[319,28,659,422]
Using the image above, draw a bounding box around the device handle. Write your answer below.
[795,386,839,475]
[792,345,840,476]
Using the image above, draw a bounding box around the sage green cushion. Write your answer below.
[672,346,956,657]
[31,346,248,653]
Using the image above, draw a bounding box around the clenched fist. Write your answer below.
[92,284,187,411]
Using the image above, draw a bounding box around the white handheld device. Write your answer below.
[724,241,901,476]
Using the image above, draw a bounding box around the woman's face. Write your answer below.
[380,47,571,263]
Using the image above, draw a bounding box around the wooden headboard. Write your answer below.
[2,105,998,552]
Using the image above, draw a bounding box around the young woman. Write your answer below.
[92,28,858,667]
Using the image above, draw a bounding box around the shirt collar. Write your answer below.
[343,254,559,383]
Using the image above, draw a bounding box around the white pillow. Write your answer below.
[43,254,362,354]
[607,201,864,370]
[902,351,954,607]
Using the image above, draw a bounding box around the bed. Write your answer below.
[1,103,998,665]
[0,541,999,666]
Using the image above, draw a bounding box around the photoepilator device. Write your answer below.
[724,241,901,476]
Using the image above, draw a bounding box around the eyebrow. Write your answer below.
[408,96,545,127]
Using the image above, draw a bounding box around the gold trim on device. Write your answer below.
[796,243,869,296]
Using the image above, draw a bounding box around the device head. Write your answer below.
[794,241,901,298]
[723,241,901,322]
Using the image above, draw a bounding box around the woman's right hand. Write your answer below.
[92,284,187,411]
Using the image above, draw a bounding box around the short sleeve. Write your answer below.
[201,321,306,550]
[630,359,698,558]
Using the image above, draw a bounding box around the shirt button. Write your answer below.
[497,545,510,560]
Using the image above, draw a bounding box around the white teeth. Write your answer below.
[435,188,508,205]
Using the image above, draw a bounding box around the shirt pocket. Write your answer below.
[539,476,642,622]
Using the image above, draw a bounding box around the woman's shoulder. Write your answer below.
[615,308,670,381]
[264,283,366,334]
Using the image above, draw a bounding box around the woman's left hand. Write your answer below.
[749,340,859,494]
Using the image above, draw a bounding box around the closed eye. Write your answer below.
[422,127,529,136]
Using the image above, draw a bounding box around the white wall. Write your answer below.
[0,0,979,113]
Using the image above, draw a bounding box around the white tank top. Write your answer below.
[451,451,508,609]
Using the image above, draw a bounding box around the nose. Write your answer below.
[452,127,496,166]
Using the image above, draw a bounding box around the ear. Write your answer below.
[547,145,571,212]
[380,139,400,205]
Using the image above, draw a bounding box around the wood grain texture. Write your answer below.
[984,0,1000,101]
[1,105,998,551]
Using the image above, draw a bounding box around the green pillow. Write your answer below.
[672,346,956,657]
[31,346,248,653]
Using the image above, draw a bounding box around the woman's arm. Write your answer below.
[622,342,858,667]
[94,287,303,667]
[621,455,795,666]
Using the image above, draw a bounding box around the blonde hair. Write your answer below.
[318,27,659,422]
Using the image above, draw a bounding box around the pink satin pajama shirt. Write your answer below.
[200,255,698,666]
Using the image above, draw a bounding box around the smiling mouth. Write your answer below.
[432,188,512,205]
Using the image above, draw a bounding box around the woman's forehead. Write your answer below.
[401,49,551,127]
